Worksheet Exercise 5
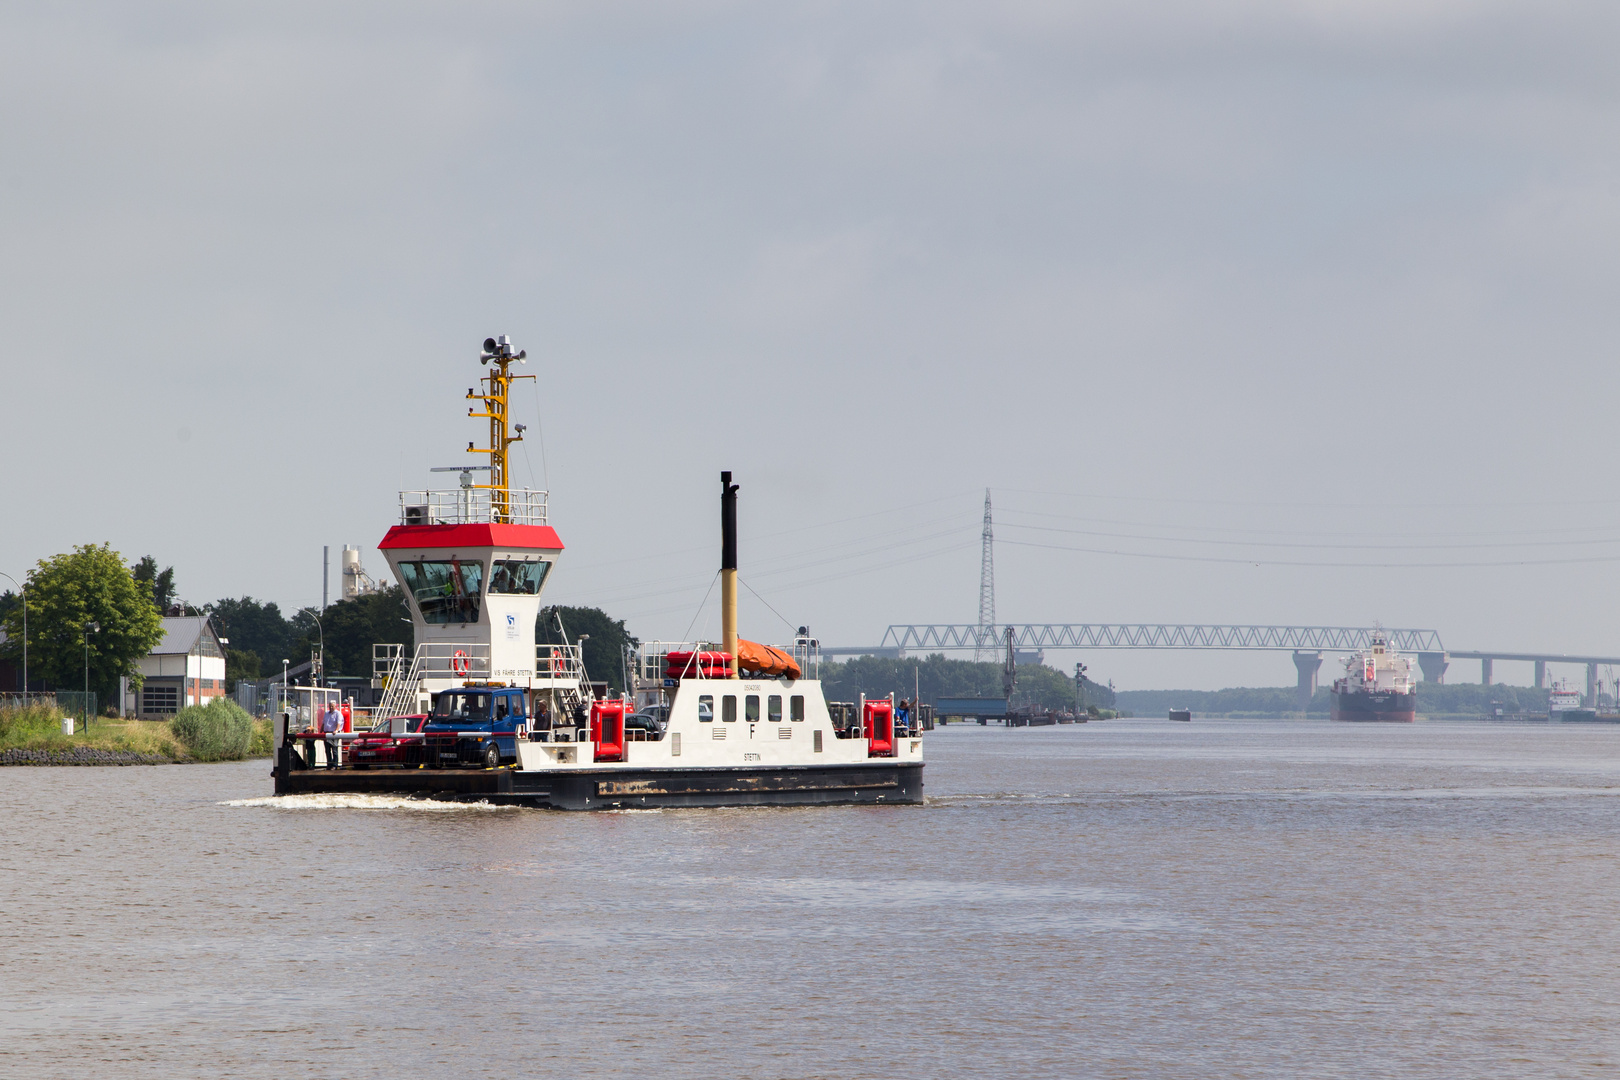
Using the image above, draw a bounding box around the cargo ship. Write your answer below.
[270,335,923,810]
[1547,681,1597,722]
[1330,631,1417,723]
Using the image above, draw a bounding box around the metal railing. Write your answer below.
[535,644,585,682]
[373,642,493,683]
[397,488,549,527]
[631,640,819,686]
[633,641,700,686]
[373,644,423,719]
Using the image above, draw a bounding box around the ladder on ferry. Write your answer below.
[374,645,425,722]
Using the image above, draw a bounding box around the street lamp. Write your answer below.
[305,611,324,686]
[84,621,100,728]
[0,571,24,697]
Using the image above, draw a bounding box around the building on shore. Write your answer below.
[133,616,226,717]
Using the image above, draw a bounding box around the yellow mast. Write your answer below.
[467,335,534,523]
[721,472,739,678]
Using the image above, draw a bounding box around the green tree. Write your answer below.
[225,648,261,692]
[819,654,1114,710]
[131,555,179,614]
[209,597,296,669]
[0,544,165,701]
[538,606,639,693]
[302,587,413,677]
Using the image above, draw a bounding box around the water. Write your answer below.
[4,719,1620,1078]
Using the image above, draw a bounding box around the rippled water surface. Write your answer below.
[5,719,1620,1078]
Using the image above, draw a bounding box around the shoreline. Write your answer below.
[2,746,184,766]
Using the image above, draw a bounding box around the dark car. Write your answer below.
[349,715,428,767]
[625,712,664,738]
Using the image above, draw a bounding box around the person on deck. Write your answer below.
[321,704,342,768]
[895,699,911,736]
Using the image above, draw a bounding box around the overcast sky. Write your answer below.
[4,1,1620,690]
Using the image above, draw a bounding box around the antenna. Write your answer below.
[975,489,995,661]
[468,335,534,524]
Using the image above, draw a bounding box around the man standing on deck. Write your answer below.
[321,703,342,767]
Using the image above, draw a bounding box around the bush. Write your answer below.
[169,698,255,761]
[0,702,70,750]
[248,718,273,757]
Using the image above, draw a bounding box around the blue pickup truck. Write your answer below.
[422,685,527,768]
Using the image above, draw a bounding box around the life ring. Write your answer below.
[452,649,471,676]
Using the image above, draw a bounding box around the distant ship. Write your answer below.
[1548,681,1597,722]
[1331,631,1417,723]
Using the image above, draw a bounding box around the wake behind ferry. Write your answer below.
[271,336,923,810]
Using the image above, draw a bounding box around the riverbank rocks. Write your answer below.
[0,746,176,766]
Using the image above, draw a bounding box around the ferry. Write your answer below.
[271,336,924,810]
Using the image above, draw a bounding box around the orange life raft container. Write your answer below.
[736,639,801,680]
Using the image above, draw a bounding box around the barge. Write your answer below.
[271,335,923,810]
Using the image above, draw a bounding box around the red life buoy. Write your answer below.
[452,649,471,676]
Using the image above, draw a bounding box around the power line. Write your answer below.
[998,536,1620,569]
[997,520,1620,552]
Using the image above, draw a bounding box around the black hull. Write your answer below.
[273,758,923,810]
[1331,689,1416,723]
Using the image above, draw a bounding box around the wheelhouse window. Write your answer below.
[698,695,714,722]
[768,695,782,721]
[399,559,483,624]
[488,559,550,595]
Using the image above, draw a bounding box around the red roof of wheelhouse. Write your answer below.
[378,523,564,551]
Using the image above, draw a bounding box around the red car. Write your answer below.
[348,715,428,767]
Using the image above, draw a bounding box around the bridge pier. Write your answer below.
[1535,660,1546,688]
[1292,651,1322,713]
[1588,663,1598,707]
[1417,652,1449,683]
[1481,657,1493,685]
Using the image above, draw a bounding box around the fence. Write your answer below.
[0,691,97,717]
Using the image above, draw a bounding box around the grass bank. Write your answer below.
[0,701,273,762]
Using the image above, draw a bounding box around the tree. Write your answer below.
[819,653,1114,710]
[225,648,261,693]
[0,544,166,702]
[538,606,639,693]
[302,587,413,677]
[131,555,178,613]
[208,597,296,670]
